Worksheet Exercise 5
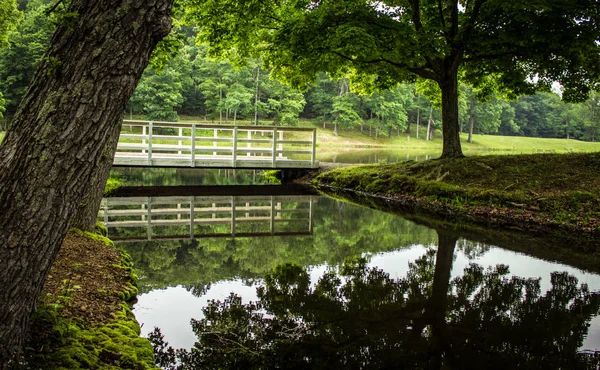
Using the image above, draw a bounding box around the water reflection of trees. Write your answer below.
[151,232,600,370]
[111,168,276,187]
[119,198,437,294]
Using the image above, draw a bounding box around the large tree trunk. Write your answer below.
[0,0,172,362]
[439,72,464,158]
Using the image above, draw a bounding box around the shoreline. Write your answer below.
[312,153,600,251]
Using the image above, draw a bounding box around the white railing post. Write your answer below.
[178,127,183,155]
[213,129,217,156]
[278,130,283,158]
[147,197,152,240]
[142,125,147,154]
[311,128,317,167]
[232,127,238,167]
[148,121,153,166]
[103,199,108,225]
[231,196,236,238]
[272,128,278,167]
[309,196,314,233]
[190,197,195,238]
[191,123,196,167]
[247,130,251,157]
[270,196,275,235]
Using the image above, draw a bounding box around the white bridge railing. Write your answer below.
[114,120,318,169]
[99,195,315,242]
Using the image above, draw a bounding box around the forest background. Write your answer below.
[1,0,600,143]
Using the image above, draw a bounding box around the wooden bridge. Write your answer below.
[114,120,319,169]
[99,195,315,242]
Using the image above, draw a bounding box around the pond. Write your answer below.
[102,169,600,368]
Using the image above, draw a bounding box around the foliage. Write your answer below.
[0,0,19,47]
[131,64,188,122]
[0,0,54,116]
[150,256,600,369]
[2,4,600,143]
[104,173,122,196]
[189,0,600,157]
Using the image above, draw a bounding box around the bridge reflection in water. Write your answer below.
[99,195,316,242]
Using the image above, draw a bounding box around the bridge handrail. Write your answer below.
[116,120,318,168]
[122,120,317,133]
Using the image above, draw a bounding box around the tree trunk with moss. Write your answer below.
[0,0,172,363]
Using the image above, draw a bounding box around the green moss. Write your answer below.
[27,305,155,369]
[95,221,108,237]
[26,232,156,369]
[104,173,123,196]
[70,228,114,247]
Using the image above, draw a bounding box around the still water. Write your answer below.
[103,167,600,368]
[100,185,600,368]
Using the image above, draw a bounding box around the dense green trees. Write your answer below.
[191,0,600,158]
[1,3,600,142]
[0,0,53,117]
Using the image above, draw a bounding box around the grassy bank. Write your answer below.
[25,230,155,369]
[315,152,600,241]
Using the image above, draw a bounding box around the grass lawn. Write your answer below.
[318,125,600,155]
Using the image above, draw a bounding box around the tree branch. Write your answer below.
[438,0,447,30]
[449,0,459,39]
[460,0,488,44]
[463,49,526,62]
[331,51,439,81]
[411,0,423,31]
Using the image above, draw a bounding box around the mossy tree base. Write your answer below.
[24,231,155,369]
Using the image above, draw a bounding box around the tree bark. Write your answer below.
[71,125,119,231]
[439,72,464,158]
[0,0,172,362]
